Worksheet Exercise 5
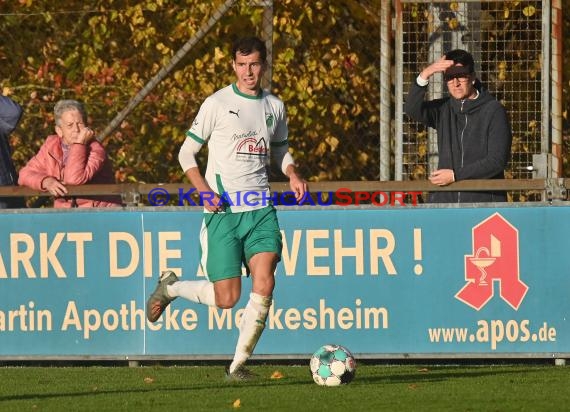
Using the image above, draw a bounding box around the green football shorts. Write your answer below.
[198,206,282,282]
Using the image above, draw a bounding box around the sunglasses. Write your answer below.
[444,73,471,82]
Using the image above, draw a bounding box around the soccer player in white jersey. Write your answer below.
[146,36,307,380]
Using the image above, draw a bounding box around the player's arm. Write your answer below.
[272,143,307,202]
[285,163,307,203]
[178,136,223,212]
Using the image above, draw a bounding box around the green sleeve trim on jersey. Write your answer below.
[231,83,263,100]
[186,130,205,144]
[270,140,289,147]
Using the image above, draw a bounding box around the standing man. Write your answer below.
[146,36,307,380]
[0,94,25,208]
[404,49,512,203]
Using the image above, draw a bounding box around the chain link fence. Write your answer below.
[262,0,554,196]
[396,0,548,188]
[1,1,559,198]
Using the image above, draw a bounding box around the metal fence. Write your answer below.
[394,0,553,191]
[261,0,558,195]
[1,1,562,199]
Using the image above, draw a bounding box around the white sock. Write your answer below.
[167,280,216,306]
[229,292,271,373]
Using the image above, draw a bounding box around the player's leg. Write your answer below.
[147,271,218,322]
[227,252,277,377]
[146,214,242,322]
[168,277,216,305]
[227,206,281,378]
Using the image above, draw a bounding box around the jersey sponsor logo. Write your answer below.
[456,213,528,311]
[236,137,268,157]
[229,109,240,118]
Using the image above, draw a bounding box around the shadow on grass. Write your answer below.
[355,365,551,385]
[0,374,314,403]
[0,365,556,403]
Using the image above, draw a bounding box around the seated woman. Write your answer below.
[19,99,122,208]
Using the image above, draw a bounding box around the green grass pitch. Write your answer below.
[0,362,569,411]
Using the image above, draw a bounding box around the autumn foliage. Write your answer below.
[0,0,380,185]
[0,0,568,186]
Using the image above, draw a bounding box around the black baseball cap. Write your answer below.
[443,65,472,82]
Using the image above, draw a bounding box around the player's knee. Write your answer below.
[213,278,241,309]
[253,277,275,296]
[215,294,240,309]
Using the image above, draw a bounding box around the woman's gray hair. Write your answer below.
[54,100,88,126]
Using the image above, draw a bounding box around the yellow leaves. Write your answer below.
[351,103,363,117]
[232,399,241,408]
[528,58,541,80]
[326,136,340,152]
[528,120,538,131]
[416,130,428,140]
[155,43,171,55]
[214,47,226,64]
[325,67,343,86]
[449,2,459,12]
[279,47,295,64]
[504,3,535,19]
[357,150,369,164]
[331,103,342,116]
[447,18,459,30]
[311,75,323,91]
[305,6,313,23]
[143,376,154,384]
[315,136,340,157]
[498,61,508,81]
[127,4,146,26]
[418,143,427,158]
[173,71,183,83]
[277,16,290,29]
[296,77,309,92]
[314,142,327,157]
[270,370,284,379]
[411,5,418,19]
[411,164,428,181]
[523,5,536,17]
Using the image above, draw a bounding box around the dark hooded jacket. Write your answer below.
[0,96,25,208]
[404,79,512,203]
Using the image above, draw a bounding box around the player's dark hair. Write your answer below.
[232,37,267,62]
[445,49,475,73]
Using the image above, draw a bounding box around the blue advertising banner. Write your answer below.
[0,204,568,359]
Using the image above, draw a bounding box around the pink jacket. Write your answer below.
[19,135,122,208]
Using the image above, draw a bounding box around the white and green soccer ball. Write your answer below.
[309,344,356,386]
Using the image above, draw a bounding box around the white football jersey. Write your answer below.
[186,83,289,212]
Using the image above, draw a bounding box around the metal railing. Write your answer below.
[0,179,567,207]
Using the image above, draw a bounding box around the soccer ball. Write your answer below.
[310,344,356,386]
